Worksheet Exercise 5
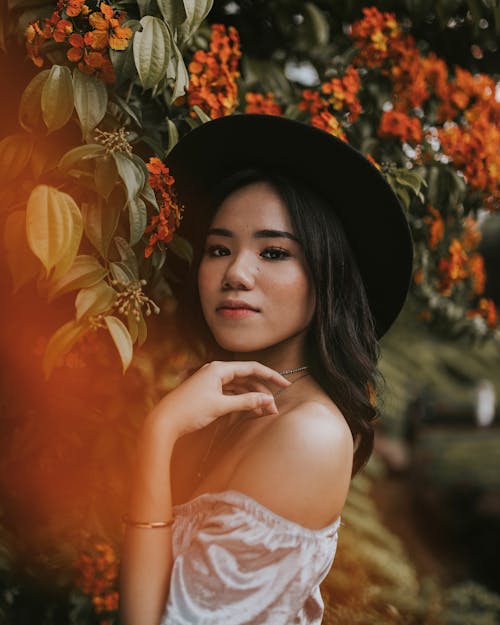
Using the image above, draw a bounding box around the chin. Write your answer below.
[211,332,273,354]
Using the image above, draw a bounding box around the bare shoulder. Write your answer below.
[225,400,354,530]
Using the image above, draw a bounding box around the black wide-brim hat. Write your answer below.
[165,113,414,338]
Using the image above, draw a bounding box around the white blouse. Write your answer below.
[160,489,341,624]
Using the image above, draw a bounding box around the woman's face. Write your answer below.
[197,180,316,357]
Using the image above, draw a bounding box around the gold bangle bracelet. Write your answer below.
[122,514,174,529]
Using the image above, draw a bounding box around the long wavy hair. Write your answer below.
[175,168,381,475]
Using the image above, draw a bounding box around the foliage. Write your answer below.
[1,0,500,622]
[1,2,499,385]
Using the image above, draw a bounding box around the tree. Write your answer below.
[0,1,499,621]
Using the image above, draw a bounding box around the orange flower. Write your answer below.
[298,66,360,137]
[378,111,423,145]
[185,24,241,119]
[26,0,131,83]
[467,253,486,295]
[144,158,183,258]
[365,153,381,170]
[351,7,401,68]
[310,111,347,141]
[423,205,444,250]
[438,239,468,295]
[244,92,282,116]
[62,0,89,17]
[467,298,498,328]
[74,540,120,620]
[438,118,500,207]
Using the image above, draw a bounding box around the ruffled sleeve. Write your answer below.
[160,490,340,625]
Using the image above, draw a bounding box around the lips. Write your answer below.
[216,300,260,318]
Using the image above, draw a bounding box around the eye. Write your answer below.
[205,244,230,257]
[261,247,291,260]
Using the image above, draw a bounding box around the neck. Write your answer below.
[231,333,308,373]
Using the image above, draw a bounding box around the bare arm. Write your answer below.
[119,413,179,625]
[118,361,289,625]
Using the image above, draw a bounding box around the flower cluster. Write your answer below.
[351,7,401,68]
[184,24,241,118]
[378,110,423,145]
[74,540,119,623]
[467,298,499,329]
[438,119,500,209]
[298,66,361,140]
[26,0,132,83]
[144,158,183,259]
[244,92,282,115]
[437,240,487,301]
[422,205,444,251]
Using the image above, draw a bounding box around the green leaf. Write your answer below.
[110,261,136,284]
[50,192,85,282]
[75,280,117,320]
[133,15,172,89]
[192,104,211,123]
[18,70,50,131]
[128,196,147,245]
[141,182,159,210]
[110,21,140,85]
[112,93,143,126]
[26,185,83,274]
[126,308,148,346]
[136,0,155,16]
[58,144,105,172]
[113,152,145,202]
[4,210,41,292]
[104,315,133,373]
[73,70,108,137]
[178,0,214,44]
[41,65,74,132]
[168,234,193,262]
[42,320,88,379]
[170,40,190,101]
[47,254,108,301]
[94,155,118,199]
[127,307,139,343]
[156,0,187,26]
[81,194,121,257]
[114,236,140,277]
[0,133,35,183]
[303,3,330,46]
[151,245,166,269]
[166,117,179,154]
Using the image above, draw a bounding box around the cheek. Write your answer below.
[197,261,215,308]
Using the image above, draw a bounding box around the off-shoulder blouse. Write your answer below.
[160,489,341,625]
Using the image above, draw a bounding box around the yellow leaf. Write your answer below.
[42,320,88,379]
[104,315,133,373]
[26,185,82,274]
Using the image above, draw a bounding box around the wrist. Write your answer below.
[143,398,187,441]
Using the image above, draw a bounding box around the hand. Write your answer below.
[148,360,291,438]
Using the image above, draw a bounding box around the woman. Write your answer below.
[119,114,413,625]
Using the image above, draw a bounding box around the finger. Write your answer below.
[224,392,278,417]
[217,362,292,387]
[223,378,273,396]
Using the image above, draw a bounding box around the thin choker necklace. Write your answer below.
[279,365,308,375]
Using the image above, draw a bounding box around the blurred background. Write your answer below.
[1,1,500,623]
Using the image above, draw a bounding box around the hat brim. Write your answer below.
[165,113,414,338]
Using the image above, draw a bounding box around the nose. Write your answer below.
[222,251,255,290]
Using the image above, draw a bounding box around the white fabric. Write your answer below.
[160,490,340,625]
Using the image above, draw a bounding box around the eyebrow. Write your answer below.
[207,227,300,243]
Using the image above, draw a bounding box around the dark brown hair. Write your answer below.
[176,168,381,475]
